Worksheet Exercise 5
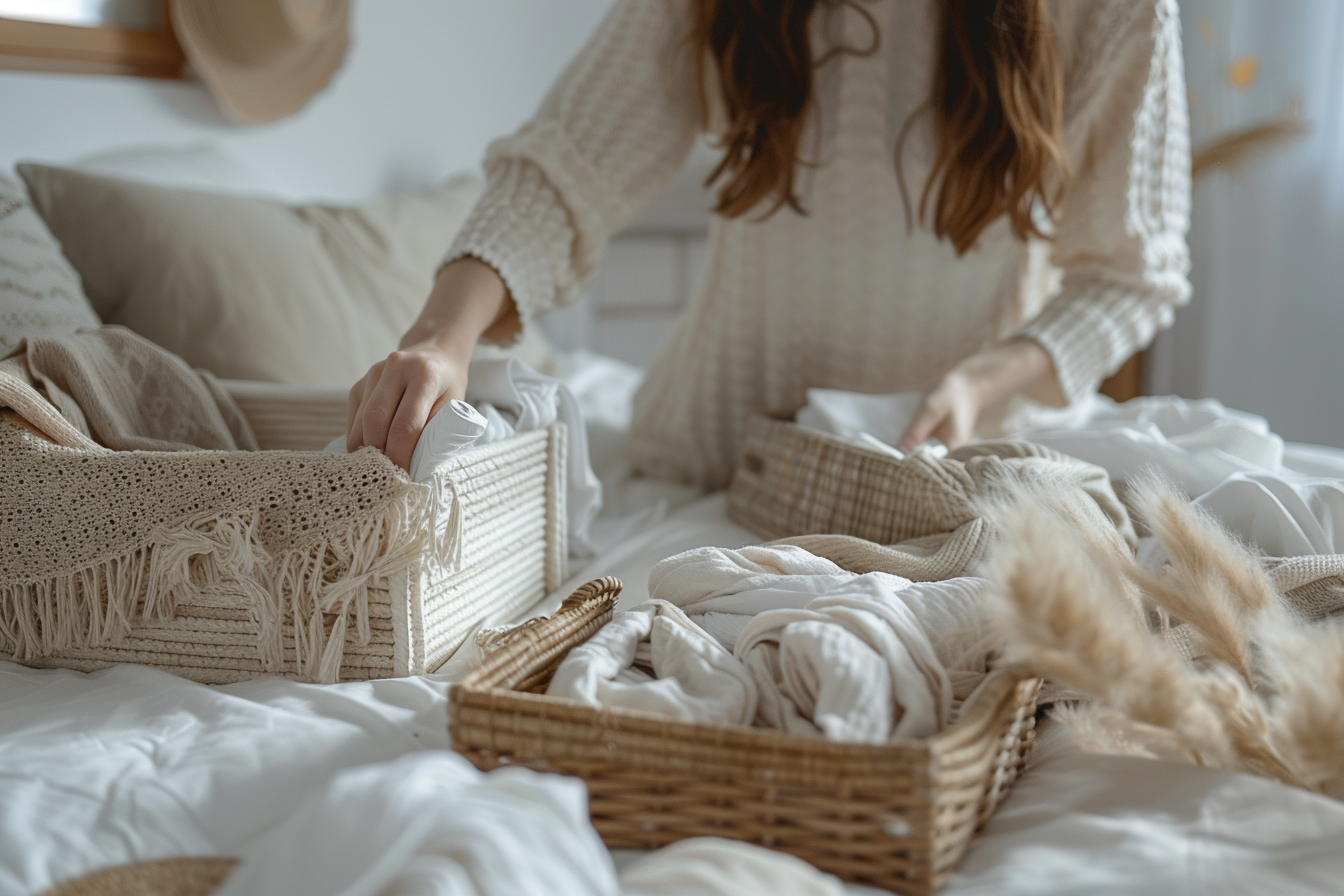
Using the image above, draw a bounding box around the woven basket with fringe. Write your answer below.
[450,578,1041,895]
[16,385,567,684]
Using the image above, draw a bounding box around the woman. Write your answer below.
[347,0,1190,490]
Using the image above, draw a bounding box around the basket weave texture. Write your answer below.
[450,579,1040,895]
[12,389,567,684]
[729,415,986,544]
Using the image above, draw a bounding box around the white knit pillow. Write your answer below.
[17,164,484,386]
[0,173,101,358]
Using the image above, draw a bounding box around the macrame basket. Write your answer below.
[6,384,567,684]
[450,578,1041,896]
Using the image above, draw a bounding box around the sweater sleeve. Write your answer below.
[1019,0,1191,401]
[444,0,703,326]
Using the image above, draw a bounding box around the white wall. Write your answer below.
[1150,0,1344,448]
[0,0,714,368]
[0,1,616,200]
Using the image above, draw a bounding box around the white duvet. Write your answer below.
[5,359,1344,896]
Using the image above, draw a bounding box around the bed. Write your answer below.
[4,347,1344,896]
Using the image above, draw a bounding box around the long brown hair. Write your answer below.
[691,0,1069,254]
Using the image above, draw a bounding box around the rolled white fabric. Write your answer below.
[408,398,488,482]
[323,398,486,484]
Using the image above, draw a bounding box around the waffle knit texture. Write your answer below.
[446,0,1192,488]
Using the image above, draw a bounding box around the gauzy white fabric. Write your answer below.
[214,751,621,896]
[550,544,993,743]
[795,389,926,456]
[794,388,958,459]
[468,358,602,556]
[546,601,757,727]
[1011,394,1344,560]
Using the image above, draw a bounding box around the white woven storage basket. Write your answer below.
[11,384,567,684]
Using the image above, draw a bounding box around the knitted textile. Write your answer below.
[0,329,439,683]
[446,0,1192,488]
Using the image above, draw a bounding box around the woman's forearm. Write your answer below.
[961,338,1065,409]
[400,257,514,355]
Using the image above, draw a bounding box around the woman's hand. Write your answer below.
[896,339,1062,453]
[346,340,469,470]
[346,257,514,471]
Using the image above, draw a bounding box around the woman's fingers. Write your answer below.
[896,399,943,453]
[358,369,409,455]
[345,363,380,452]
[344,346,466,472]
[382,354,443,471]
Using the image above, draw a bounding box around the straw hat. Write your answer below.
[171,0,350,124]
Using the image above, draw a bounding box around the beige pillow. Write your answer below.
[17,164,483,386]
[0,173,102,358]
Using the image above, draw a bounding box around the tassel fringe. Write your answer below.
[0,484,451,684]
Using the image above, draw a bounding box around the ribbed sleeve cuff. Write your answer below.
[441,160,578,325]
[1020,281,1176,403]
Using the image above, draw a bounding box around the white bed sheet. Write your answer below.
[4,357,1344,895]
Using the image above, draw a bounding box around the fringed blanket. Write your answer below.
[0,327,434,682]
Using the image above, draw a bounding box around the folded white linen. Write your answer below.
[329,357,603,556]
[1192,472,1344,558]
[215,750,622,896]
[546,601,757,727]
[551,544,994,742]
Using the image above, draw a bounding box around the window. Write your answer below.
[0,0,183,79]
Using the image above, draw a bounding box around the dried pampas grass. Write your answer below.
[984,477,1344,797]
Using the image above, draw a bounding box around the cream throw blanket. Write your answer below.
[0,327,434,682]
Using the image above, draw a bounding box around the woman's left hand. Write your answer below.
[896,339,1061,453]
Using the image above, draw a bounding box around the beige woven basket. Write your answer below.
[450,578,1041,895]
[729,415,951,544]
[17,385,567,684]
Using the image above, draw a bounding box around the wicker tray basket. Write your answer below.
[450,578,1041,895]
[11,384,567,684]
[729,415,949,544]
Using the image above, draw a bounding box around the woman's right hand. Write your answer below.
[345,339,470,471]
[345,256,514,471]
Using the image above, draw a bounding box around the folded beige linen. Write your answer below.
[2,325,256,451]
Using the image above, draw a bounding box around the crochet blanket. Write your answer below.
[0,328,433,682]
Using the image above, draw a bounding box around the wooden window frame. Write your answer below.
[0,0,183,79]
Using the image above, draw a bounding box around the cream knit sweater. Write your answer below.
[447,0,1191,489]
